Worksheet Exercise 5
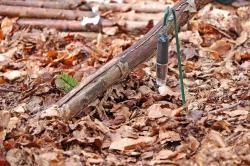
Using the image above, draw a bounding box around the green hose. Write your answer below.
[163,7,186,106]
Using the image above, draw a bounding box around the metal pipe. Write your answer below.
[156,33,169,86]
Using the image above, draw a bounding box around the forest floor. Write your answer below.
[0,1,249,166]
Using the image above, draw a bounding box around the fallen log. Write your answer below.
[17,18,113,32]
[0,0,84,9]
[131,2,168,13]
[0,5,92,20]
[16,18,153,32]
[118,20,156,32]
[0,0,168,13]
[45,0,212,119]
[80,2,167,13]
[60,32,100,39]
[118,12,162,22]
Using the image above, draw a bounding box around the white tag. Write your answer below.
[81,15,101,26]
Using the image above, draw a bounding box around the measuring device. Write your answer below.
[156,7,186,106]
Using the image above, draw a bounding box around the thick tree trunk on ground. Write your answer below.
[17,18,113,31]
[118,12,162,22]
[45,0,212,119]
[0,0,84,9]
[0,0,167,13]
[80,2,167,13]
[0,5,92,20]
[16,18,153,32]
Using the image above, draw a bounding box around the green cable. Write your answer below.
[163,7,186,105]
[171,9,186,105]
[163,7,170,26]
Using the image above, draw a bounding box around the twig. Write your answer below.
[209,101,245,114]
[0,87,21,93]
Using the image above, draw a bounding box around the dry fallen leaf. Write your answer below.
[6,149,24,166]
[0,30,4,40]
[159,130,181,144]
[47,50,57,59]
[1,17,17,36]
[109,136,156,151]
[155,149,176,160]
[226,109,249,117]
[12,104,26,113]
[235,52,250,61]
[236,31,248,46]
[1,70,26,81]
[203,130,226,148]
[37,152,58,164]
[212,120,231,132]
[187,135,200,152]
[147,104,174,119]
[209,40,231,60]
[40,106,60,118]
[0,111,10,130]
[0,47,17,61]
[6,117,19,133]
[0,153,10,166]
[158,86,180,97]
[183,47,197,60]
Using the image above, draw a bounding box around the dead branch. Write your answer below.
[118,20,155,32]
[45,0,212,119]
[0,5,92,20]
[118,12,162,22]
[0,0,84,9]
[80,2,167,13]
[16,18,153,32]
[17,18,113,31]
[0,0,168,13]
[61,32,100,39]
[131,2,167,13]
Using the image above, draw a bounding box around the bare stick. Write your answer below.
[209,101,245,114]
[0,87,21,93]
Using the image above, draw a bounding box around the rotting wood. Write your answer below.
[44,0,212,119]
[0,5,92,20]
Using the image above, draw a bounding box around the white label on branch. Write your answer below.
[81,15,101,26]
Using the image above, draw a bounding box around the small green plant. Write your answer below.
[55,72,78,93]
